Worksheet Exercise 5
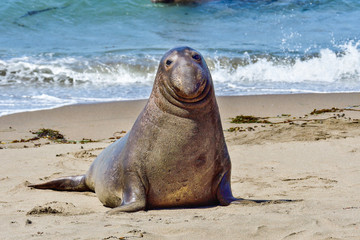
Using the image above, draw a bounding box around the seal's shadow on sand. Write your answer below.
[106,199,302,214]
[230,198,302,206]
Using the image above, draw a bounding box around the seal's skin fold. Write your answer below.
[29,47,237,212]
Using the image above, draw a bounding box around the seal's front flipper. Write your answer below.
[107,174,146,214]
[216,171,238,205]
[107,200,146,214]
[28,175,91,192]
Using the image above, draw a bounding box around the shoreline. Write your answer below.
[1,92,359,141]
[2,91,360,119]
[1,92,360,239]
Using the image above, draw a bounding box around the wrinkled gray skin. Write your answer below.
[29,47,244,213]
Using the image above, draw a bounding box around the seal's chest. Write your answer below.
[146,150,217,208]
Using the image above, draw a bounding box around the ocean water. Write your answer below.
[0,0,360,116]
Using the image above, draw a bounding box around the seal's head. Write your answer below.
[156,46,212,105]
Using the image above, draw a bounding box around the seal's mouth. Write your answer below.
[165,74,209,103]
[164,63,210,103]
[171,77,206,99]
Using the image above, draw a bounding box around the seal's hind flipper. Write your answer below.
[29,175,91,192]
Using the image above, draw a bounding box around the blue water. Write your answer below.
[1,0,360,116]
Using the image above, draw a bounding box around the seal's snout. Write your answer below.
[172,64,206,99]
[165,47,208,100]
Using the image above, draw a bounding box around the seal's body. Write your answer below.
[29,47,239,212]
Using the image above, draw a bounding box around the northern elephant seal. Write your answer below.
[29,46,283,212]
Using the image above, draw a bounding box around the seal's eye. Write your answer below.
[192,54,201,61]
[166,59,173,67]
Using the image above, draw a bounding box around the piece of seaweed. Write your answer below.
[31,128,66,141]
[310,107,341,115]
[13,4,70,28]
[230,115,271,124]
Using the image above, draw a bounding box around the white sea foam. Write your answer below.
[211,40,360,86]
[1,41,360,116]
[1,41,359,90]
[30,94,66,102]
[0,55,157,87]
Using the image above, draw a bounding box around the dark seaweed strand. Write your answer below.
[13,4,71,28]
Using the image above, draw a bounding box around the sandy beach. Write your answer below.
[1,93,359,239]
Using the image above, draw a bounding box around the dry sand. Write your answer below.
[0,93,359,239]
